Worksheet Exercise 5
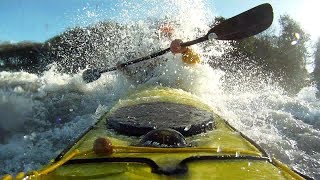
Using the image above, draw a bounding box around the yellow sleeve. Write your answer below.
[181,48,201,64]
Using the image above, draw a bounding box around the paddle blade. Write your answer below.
[82,69,101,83]
[209,3,273,40]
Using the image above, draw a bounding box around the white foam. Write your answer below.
[1,0,319,178]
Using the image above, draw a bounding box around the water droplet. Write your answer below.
[291,40,298,45]
[14,86,24,93]
[208,33,218,41]
[55,117,62,124]
[217,146,221,153]
[184,125,191,131]
[236,151,240,157]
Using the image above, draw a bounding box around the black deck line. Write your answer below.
[64,155,269,176]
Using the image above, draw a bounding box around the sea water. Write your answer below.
[0,0,319,178]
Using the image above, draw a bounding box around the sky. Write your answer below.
[0,0,320,43]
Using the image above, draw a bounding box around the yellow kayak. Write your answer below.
[3,87,310,180]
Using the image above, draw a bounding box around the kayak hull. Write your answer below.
[14,87,306,180]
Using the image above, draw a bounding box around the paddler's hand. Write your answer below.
[170,39,188,54]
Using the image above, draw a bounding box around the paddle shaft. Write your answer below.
[99,36,207,74]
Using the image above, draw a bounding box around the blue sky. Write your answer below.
[0,0,319,42]
[0,0,120,42]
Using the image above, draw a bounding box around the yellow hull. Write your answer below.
[4,87,307,180]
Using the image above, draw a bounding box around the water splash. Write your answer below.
[0,0,319,179]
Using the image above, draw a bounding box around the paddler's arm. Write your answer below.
[170,39,201,64]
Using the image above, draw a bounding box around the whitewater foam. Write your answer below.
[0,0,319,179]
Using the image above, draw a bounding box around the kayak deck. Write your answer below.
[23,87,305,179]
[60,87,263,157]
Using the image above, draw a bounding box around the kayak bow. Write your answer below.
[6,87,311,180]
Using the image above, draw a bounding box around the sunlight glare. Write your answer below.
[296,0,320,40]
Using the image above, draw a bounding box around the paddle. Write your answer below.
[82,3,273,83]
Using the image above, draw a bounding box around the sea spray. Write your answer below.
[0,0,319,179]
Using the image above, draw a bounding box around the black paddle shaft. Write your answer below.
[83,3,273,83]
[100,36,207,74]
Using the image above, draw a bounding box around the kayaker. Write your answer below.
[116,39,201,84]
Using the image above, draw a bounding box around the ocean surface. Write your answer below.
[1,0,319,179]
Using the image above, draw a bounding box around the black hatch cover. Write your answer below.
[107,102,215,137]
